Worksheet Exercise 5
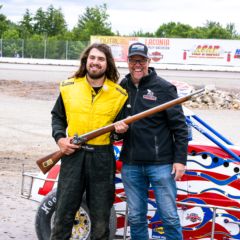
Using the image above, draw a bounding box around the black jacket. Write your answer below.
[119,67,188,165]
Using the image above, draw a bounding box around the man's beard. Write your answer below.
[87,71,106,80]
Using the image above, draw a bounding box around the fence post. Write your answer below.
[44,39,47,59]
[21,39,24,58]
[65,40,68,60]
[0,39,2,57]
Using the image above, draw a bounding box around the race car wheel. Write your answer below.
[35,189,117,240]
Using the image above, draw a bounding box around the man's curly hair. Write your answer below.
[72,43,120,83]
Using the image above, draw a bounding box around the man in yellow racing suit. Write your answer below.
[50,43,127,240]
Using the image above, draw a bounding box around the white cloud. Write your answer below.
[1,0,240,35]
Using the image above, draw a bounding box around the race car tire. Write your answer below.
[35,189,117,240]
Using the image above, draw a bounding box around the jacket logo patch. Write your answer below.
[143,89,157,101]
[61,81,74,87]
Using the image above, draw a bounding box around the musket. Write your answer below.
[36,88,204,174]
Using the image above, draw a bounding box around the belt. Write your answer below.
[81,144,112,152]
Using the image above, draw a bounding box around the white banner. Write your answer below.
[91,36,240,67]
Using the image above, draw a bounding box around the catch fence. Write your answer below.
[0,39,89,60]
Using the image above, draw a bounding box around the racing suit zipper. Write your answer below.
[88,90,96,130]
[130,87,139,162]
[89,88,102,130]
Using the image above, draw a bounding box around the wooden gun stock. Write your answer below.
[36,88,204,174]
[36,151,64,174]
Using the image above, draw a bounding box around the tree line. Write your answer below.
[1,3,239,41]
[0,4,239,59]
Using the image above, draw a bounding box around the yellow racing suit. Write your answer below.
[50,76,127,240]
[59,76,127,144]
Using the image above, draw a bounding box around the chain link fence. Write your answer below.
[0,39,90,60]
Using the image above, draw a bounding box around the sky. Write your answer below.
[1,0,240,35]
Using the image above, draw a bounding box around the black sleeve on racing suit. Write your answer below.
[51,94,67,143]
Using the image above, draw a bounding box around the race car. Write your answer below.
[21,105,240,240]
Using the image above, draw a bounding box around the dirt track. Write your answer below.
[0,79,240,239]
[0,80,57,240]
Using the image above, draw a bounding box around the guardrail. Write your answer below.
[1,57,240,72]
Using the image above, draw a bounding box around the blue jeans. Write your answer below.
[122,163,182,240]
